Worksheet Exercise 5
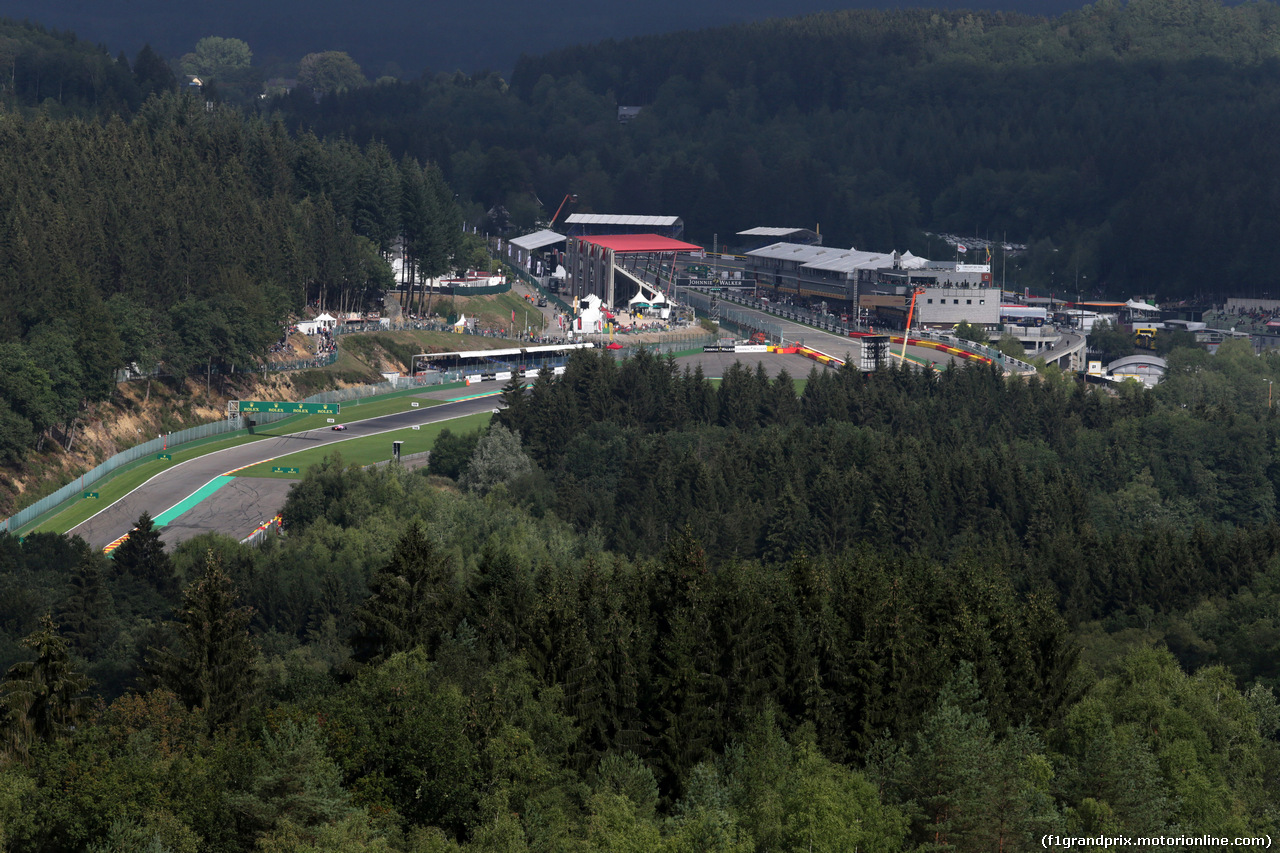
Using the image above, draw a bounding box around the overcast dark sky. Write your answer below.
[9,0,1087,78]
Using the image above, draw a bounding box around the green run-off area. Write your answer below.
[237,411,493,478]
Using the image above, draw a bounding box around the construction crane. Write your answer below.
[898,286,926,363]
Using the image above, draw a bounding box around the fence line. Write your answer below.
[511,267,573,314]
[679,289,784,343]
[365,450,432,471]
[1,370,464,535]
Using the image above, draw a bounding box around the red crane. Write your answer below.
[898,286,926,363]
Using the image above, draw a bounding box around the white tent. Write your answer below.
[454,313,467,328]
[627,281,669,309]
[296,312,338,334]
[898,251,930,269]
[576,294,604,333]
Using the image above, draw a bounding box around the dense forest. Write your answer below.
[3,350,1280,850]
[10,4,1280,298]
[272,0,1280,298]
[5,5,1280,851]
[0,22,462,465]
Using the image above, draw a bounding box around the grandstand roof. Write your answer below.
[576,234,703,253]
[510,229,566,251]
[803,249,893,273]
[738,227,818,238]
[746,242,891,272]
[566,213,682,227]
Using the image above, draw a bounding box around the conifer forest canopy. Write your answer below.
[3,4,1280,851]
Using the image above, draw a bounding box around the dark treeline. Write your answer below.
[274,0,1280,297]
[4,345,1280,847]
[497,345,1280,625]
[0,19,175,116]
[0,86,459,464]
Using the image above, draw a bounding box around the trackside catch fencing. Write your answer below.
[1,371,464,535]
[679,289,784,344]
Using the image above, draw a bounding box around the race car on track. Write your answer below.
[331,424,347,431]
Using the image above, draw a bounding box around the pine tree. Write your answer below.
[1,614,91,759]
[497,371,528,424]
[111,511,177,601]
[148,551,259,732]
[58,552,116,658]
[349,522,460,666]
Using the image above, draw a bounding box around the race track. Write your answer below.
[69,394,501,552]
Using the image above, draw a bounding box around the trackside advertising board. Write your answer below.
[232,401,341,415]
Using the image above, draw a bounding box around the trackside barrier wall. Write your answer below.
[1,371,463,534]
[1,412,288,535]
[608,334,713,360]
[365,450,432,471]
[240,515,283,547]
[679,289,784,344]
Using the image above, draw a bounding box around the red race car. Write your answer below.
[331,424,347,431]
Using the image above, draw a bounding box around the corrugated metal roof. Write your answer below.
[510,229,566,251]
[745,242,837,262]
[566,214,682,226]
[745,242,891,274]
[738,227,812,237]
[802,250,891,273]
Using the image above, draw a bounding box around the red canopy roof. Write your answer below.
[577,234,703,253]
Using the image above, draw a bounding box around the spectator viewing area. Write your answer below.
[565,233,703,308]
[412,343,595,378]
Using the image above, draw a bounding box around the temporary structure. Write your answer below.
[296,313,338,334]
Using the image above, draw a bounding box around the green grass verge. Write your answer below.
[237,411,494,478]
[15,384,465,536]
[21,433,271,536]
[251,394,447,434]
[467,291,548,334]
[706,377,808,393]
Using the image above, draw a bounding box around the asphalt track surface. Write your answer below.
[68,394,502,552]
[699,298,962,369]
[71,333,949,553]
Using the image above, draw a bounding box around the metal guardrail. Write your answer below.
[708,289,853,338]
[365,450,432,470]
[1,412,282,535]
[913,331,1038,374]
[0,370,464,535]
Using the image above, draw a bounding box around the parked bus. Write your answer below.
[1134,326,1159,348]
[1000,305,1047,327]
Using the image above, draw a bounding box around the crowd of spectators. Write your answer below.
[268,325,297,355]
[315,328,336,356]
[1205,306,1280,333]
